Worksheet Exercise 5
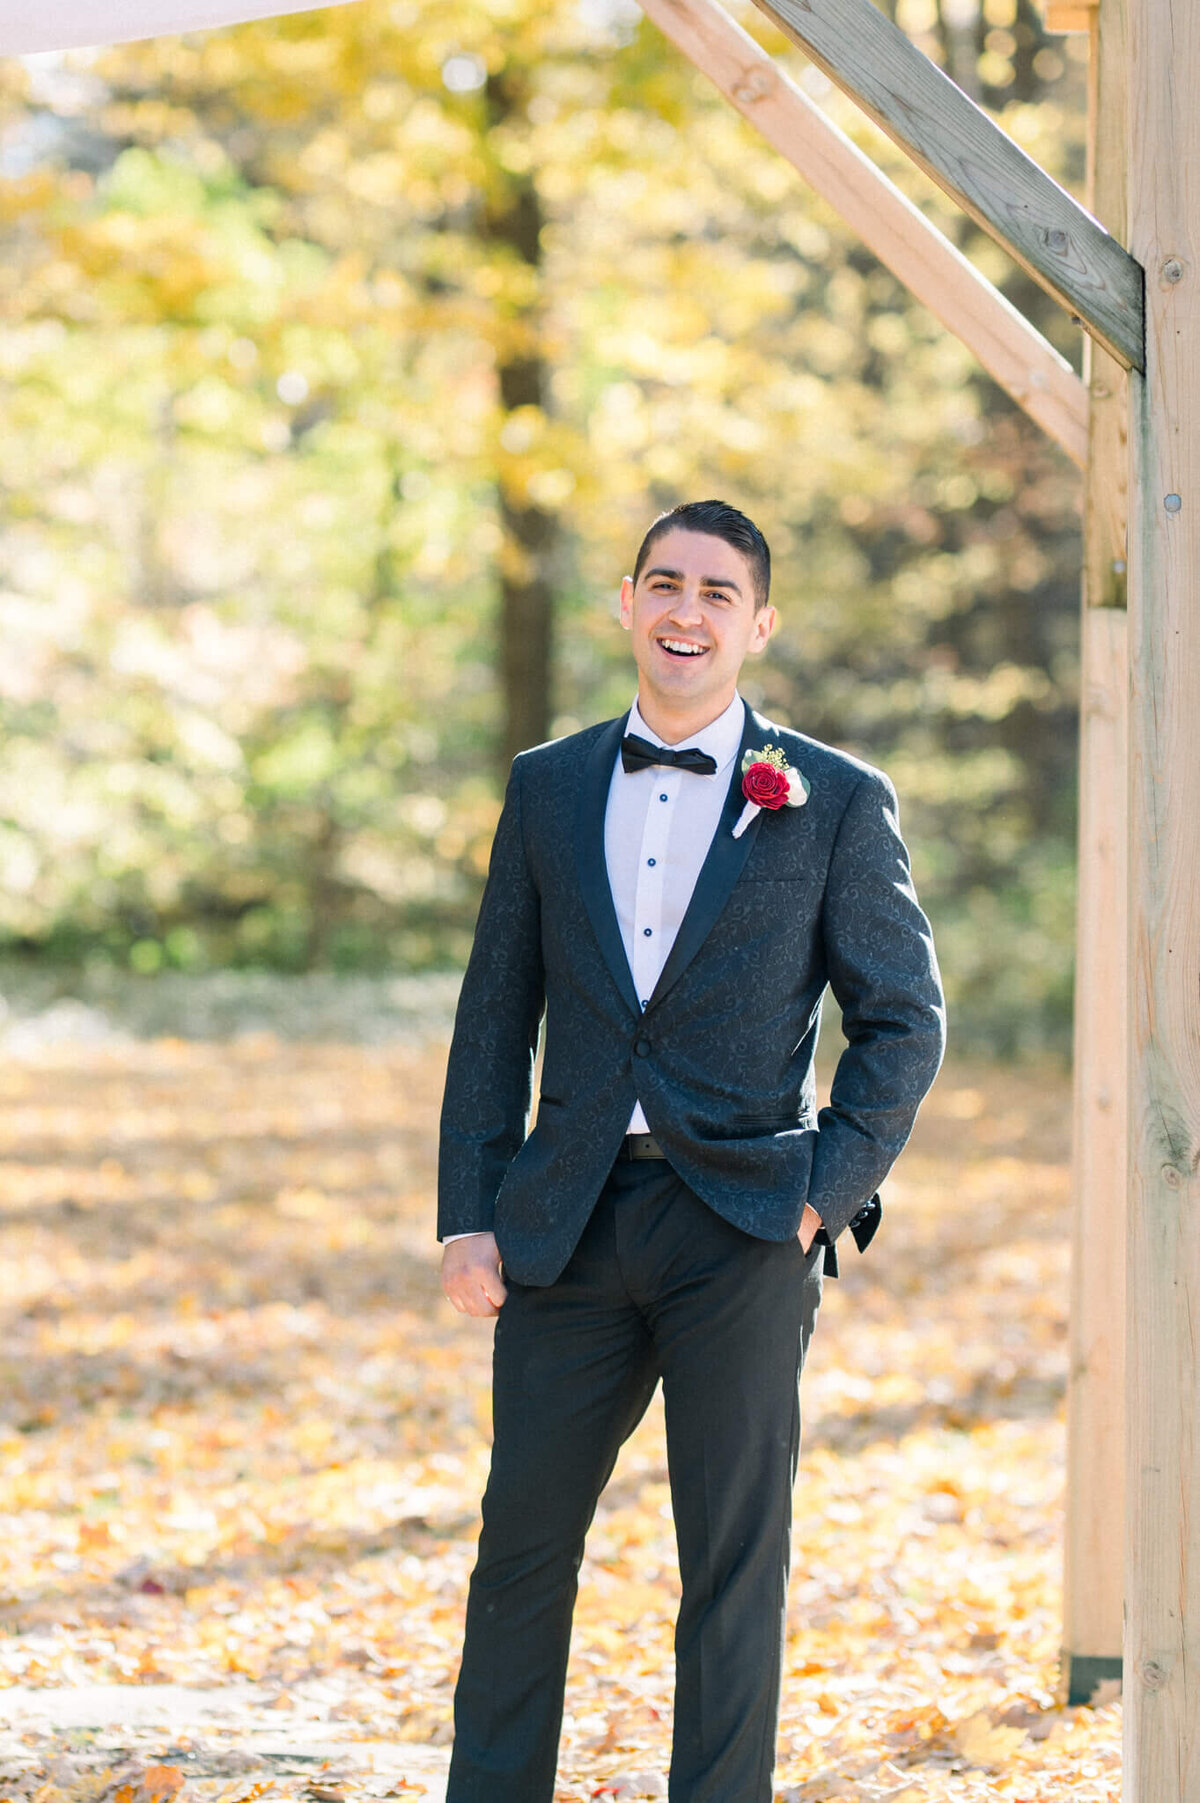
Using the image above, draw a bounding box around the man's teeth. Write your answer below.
[660,639,706,655]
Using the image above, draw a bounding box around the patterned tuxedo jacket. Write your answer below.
[437,704,945,1286]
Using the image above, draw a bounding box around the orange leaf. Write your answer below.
[140,1768,186,1803]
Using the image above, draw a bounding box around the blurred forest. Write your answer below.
[0,0,1087,1052]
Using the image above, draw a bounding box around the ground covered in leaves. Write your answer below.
[0,1017,1120,1801]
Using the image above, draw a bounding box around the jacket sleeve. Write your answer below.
[807,769,946,1246]
[437,756,545,1239]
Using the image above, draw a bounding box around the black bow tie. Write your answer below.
[621,732,718,776]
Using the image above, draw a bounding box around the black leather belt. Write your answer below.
[619,1132,667,1160]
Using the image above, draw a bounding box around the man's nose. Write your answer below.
[669,584,704,626]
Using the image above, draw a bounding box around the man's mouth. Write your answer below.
[658,638,709,658]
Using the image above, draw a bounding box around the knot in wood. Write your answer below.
[1138,1658,1168,1692]
[1046,228,1069,254]
[731,67,773,105]
[1162,258,1184,284]
[1161,1163,1182,1189]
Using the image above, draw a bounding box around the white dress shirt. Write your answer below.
[445,693,744,1237]
[606,693,745,1132]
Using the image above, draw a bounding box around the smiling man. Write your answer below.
[437,499,945,1802]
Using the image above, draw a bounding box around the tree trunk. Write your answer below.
[484,70,561,775]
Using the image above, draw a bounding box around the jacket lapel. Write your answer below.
[575,713,642,1017]
[648,704,767,1007]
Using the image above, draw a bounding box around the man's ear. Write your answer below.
[619,575,635,630]
[749,603,777,653]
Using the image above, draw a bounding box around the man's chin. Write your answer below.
[643,658,717,698]
[654,648,712,675]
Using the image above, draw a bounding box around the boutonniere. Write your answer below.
[733,745,810,839]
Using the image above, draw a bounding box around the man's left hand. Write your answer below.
[798,1204,823,1255]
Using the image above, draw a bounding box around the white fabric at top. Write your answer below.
[0,0,360,58]
[605,692,745,1134]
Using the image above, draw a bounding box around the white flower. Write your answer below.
[786,767,810,806]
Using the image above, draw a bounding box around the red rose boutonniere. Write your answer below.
[733,745,810,839]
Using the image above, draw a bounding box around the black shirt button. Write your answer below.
[634,1037,652,1057]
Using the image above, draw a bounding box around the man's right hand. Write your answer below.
[442,1232,508,1317]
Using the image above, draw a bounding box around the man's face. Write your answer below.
[619,527,776,726]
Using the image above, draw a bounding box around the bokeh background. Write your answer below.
[0,0,1086,1053]
[0,12,1129,1795]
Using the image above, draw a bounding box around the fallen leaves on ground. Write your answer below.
[0,1036,1119,1800]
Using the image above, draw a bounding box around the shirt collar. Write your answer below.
[625,693,745,775]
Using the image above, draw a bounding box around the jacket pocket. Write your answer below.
[733,1113,815,1133]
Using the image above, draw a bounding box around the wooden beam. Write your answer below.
[1043,2,1095,32]
[749,0,1145,372]
[639,0,1087,467]
[1078,0,1129,621]
[1125,0,1200,1789]
[1061,0,1128,1708]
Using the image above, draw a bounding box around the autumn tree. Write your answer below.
[0,0,1086,1046]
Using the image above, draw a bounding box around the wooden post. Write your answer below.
[1125,0,1200,1791]
[1060,0,1127,1708]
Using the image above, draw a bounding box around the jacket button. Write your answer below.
[633,1037,652,1057]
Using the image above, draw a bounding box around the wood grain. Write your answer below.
[1061,0,1128,1698]
[750,0,1145,371]
[1126,0,1200,1790]
[642,0,1088,466]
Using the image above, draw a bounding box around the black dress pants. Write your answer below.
[445,1157,824,1803]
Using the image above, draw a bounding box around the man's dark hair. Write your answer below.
[631,499,771,610]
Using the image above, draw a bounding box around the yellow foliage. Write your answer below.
[0,1045,1119,1799]
[954,1711,1031,1767]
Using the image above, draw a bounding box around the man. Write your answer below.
[438,499,945,1802]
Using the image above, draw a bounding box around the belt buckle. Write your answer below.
[624,1132,664,1161]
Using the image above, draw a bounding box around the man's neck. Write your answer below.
[635,690,738,747]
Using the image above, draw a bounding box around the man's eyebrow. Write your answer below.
[644,565,742,594]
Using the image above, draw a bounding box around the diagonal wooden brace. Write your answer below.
[641,0,1088,465]
[751,0,1144,371]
